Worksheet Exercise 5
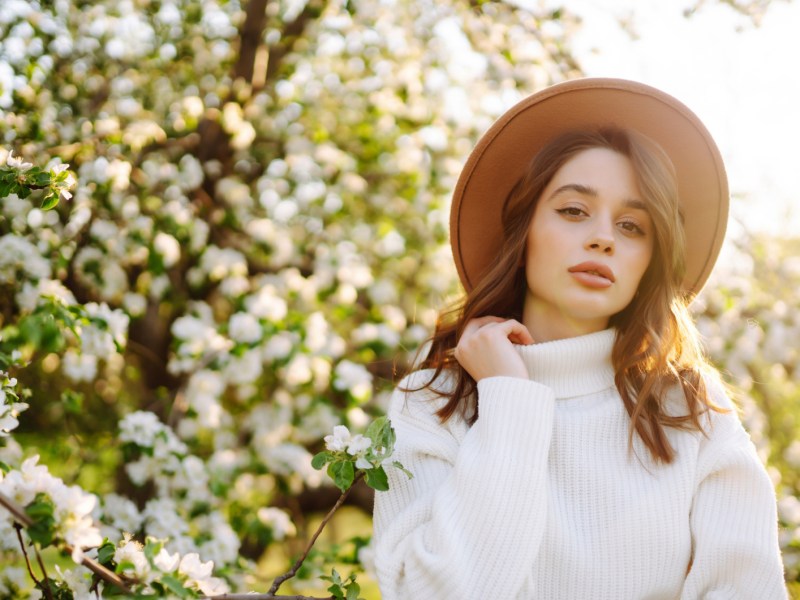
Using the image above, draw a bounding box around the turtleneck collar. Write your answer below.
[513,328,617,398]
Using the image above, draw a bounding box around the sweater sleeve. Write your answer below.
[680,386,787,599]
[373,371,555,600]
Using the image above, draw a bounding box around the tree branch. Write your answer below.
[14,523,43,589]
[0,491,133,594]
[210,595,333,600]
[235,0,270,83]
[264,0,326,83]
[268,472,365,595]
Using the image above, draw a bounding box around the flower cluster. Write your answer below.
[0,374,26,437]
[314,417,410,493]
[110,535,229,596]
[0,456,102,562]
[324,425,374,470]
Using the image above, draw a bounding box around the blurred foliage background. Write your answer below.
[0,0,798,597]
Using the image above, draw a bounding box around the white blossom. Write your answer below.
[178,552,213,581]
[0,235,51,283]
[0,390,28,437]
[154,231,181,268]
[257,507,296,540]
[142,498,189,541]
[324,425,352,452]
[223,349,263,386]
[5,150,33,170]
[114,535,150,579]
[99,493,142,536]
[228,312,262,344]
[62,350,98,382]
[16,279,76,312]
[199,246,247,281]
[333,360,373,400]
[119,411,167,448]
[56,485,103,562]
[153,547,180,572]
[346,434,372,456]
[245,285,288,321]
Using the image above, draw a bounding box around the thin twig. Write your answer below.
[209,595,333,600]
[14,522,54,600]
[268,473,365,596]
[0,491,133,594]
[35,545,54,600]
[14,523,41,586]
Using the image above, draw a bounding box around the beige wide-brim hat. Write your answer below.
[450,77,729,295]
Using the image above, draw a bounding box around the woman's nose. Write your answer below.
[585,222,615,254]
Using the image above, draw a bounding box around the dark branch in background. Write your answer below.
[264,0,326,83]
[236,0,270,83]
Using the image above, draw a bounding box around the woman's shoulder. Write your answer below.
[388,368,467,427]
[673,369,754,450]
[660,368,745,442]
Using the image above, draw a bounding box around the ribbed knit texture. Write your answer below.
[372,329,786,599]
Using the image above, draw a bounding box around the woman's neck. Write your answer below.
[522,307,609,343]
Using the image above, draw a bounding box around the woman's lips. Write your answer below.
[568,262,615,288]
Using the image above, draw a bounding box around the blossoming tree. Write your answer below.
[0,0,579,597]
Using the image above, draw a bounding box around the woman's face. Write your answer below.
[523,147,654,340]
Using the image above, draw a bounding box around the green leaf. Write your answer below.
[364,466,389,491]
[40,192,59,210]
[328,460,355,492]
[61,390,84,414]
[32,170,51,186]
[97,540,116,566]
[116,560,136,574]
[0,181,13,198]
[327,583,345,600]
[365,416,391,447]
[345,580,362,600]
[160,574,192,597]
[311,451,332,470]
[25,495,56,547]
[392,460,413,479]
[144,538,164,566]
[39,318,64,353]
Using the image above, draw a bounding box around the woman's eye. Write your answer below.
[556,207,585,218]
[619,220,645,235]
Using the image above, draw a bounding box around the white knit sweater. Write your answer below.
[372,329,786,599]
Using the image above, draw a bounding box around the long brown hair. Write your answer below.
[407,128,724,464]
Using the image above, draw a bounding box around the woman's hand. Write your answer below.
[454,316,534,382]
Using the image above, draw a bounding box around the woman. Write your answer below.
[372,79,786,599]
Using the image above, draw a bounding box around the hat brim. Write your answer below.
[450,77,729,295]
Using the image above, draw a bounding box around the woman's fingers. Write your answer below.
[493,319,535,346]
[454,317,533,381]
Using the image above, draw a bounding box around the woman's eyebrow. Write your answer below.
[549,183,596,198]
[548,184,649,212]
[624,199,649,212]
